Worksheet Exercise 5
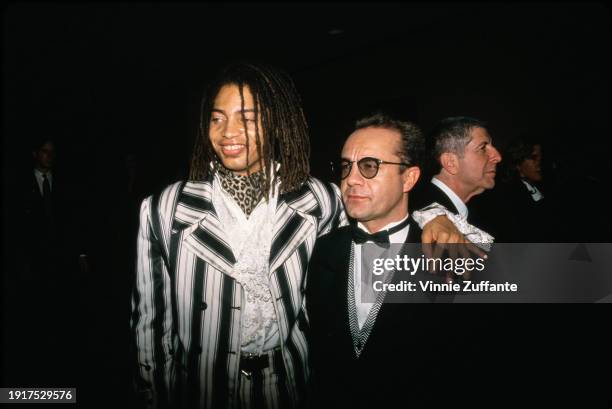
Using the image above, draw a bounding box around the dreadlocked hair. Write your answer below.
[189,61,310,196]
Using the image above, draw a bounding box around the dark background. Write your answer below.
[2,2,611,408]
[3,3,611,202]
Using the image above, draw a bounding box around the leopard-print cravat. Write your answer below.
[215,163,265,217]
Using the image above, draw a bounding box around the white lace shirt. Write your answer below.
[212,173,280,355]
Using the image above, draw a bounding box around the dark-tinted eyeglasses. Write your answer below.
[331,157,411,180]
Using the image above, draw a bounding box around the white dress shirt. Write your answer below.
[353,215,410,330]
[34,169,52,195]
[521,179,544,202]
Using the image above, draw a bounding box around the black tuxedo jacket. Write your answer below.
[306,218,471,409]
[405,181,607,407]
[304,214,594,409]
[470,178,553,243]
[410,179,461,217]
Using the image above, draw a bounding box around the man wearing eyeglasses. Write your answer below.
[306,113,461,409]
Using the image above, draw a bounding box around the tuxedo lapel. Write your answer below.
[430,182,460,215]
[348,219,427,357]
[347,243,396,358]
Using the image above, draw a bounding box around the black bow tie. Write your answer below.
[351,217,411,246]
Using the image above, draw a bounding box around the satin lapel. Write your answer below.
[356,224,423,352]
[430,183,460,215]
[178,180,237,275]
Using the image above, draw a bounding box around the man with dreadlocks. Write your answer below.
[131,61,470,409]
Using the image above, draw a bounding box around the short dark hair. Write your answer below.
[429,116,487,171]
[353,112,424,169]
[31,137,55,152]
[501,135,542,182]
[505,135,541,168]
[189,61,310,195]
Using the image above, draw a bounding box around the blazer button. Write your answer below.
[200,302,207,310]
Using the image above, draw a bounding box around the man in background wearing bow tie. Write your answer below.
[306,113,471,409]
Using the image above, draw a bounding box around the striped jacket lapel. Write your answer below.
[269,183,320,274]
[177,179,237,275]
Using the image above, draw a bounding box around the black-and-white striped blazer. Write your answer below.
[131,175,346,409]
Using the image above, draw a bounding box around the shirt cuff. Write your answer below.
[412,202,495,251]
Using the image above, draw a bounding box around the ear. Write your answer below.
[439,152,459,175]
[402,166,421,193]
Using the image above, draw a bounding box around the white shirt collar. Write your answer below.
[33,169,52,194]
[521,179,544,202]
[431,177,468,218]
[34,168,52,178]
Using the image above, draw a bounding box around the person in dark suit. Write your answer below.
[20,138,90,291]
[24,138,59,280]
[130,64,466,409]
[409,117,501,282]
[306,113,469,409]
[410,116,502,225]
[3,137,90,387]
[492,137,554,242]
[407,124,607,407]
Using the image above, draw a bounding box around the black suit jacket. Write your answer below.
[15,170,89,279]
[406,180,609,407]
[409,181,472,221]
[306,218,473,409]
[22,172,62,262]
[470,178,553,243]
[305,214,602,409]
[410,179,461,217]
